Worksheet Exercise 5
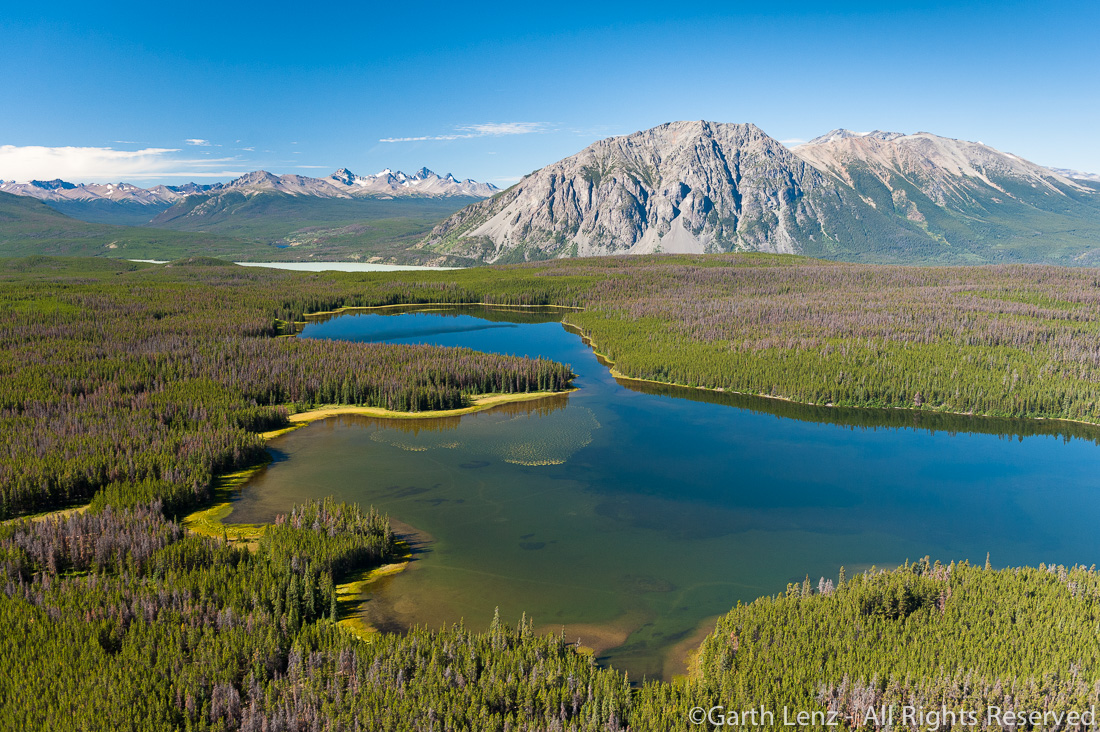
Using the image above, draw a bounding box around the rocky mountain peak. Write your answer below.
[225,171,279,188]
[792,128,1091,204]
[31,179,77,191]
[423,120,835,262]
[803,129,906,146]
[330,168,356,185]
[422,119,1100,266]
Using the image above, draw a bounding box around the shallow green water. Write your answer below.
[230,305,1100,680]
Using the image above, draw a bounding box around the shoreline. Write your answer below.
[302,301,583,321]
[183,465,270,549]
[179,469,423,643]
[261,389,578,440]
[187,305,584,632]
[560,322,1100,432]
[184,389,579,636]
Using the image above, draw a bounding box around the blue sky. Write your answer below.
[1,1,1097,185]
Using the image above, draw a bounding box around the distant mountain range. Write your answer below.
[0,167,498,205]
[421,122,1100,266]
[0,166,492,265]
[4,129,1100,267]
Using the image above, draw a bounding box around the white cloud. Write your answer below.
[0,145,249,183]
[780,138,807,147]
[185,138,212,146]
[459,122,544,136]
[380,121,547,143]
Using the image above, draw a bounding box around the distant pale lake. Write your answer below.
[228,306,1100,680]
[130,260,459,271]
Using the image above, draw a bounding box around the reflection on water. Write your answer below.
[371,404,600,466]
[229,305,1100,681]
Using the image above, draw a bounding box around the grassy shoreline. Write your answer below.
[272,389,578,435]
[180,464,416,642]
[174,388,578,639]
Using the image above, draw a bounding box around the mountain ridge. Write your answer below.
[0,167,498,205]
[421,120,1100,265]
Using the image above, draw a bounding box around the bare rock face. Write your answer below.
[423,121,1100,265]
[214,168,498,199]
[0,179,200,204]
[793,130,1091,209]
[325,168,498,198]
[423,121,897,262]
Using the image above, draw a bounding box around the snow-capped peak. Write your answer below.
[802,129,906,146]
[0,166,500,204]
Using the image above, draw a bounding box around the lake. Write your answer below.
[227,305,1100,680]
[130,260,459,271]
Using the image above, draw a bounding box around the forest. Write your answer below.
[5,500,1100,730]
[4,253,1100,729]
[0,257,572,519]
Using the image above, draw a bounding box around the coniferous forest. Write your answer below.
[4,254,1100,729]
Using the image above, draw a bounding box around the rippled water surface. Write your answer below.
[229,305,1100,679]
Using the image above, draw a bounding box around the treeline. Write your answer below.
[115,253,1100,429]
[264,497,394,576]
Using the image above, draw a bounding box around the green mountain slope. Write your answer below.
[0,192,262,260]
[795,131,1100,264]
[44,198,174,226]
[0,191,481,264]
[147,191,482,264]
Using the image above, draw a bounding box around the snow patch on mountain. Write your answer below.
[0,168,498,204]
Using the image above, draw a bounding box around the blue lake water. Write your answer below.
[229,305,1100,680]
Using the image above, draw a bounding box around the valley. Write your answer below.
[5,254,1100,729]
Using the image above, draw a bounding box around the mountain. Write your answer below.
[326,167,498,198]
[0,169,497,262]
[1051,167,1100,183]
[0,179,207,205]
[0,189,476,265]
[141,190,478,264]
[0,168,496,210]
[421,121,1100,265]
[0,190,259,260]
[422,121,927,263]
[791,129,1100,262]
[804,129,905,145]
[793,129,1092,207]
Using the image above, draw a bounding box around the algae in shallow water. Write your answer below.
[370,405,601,466]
